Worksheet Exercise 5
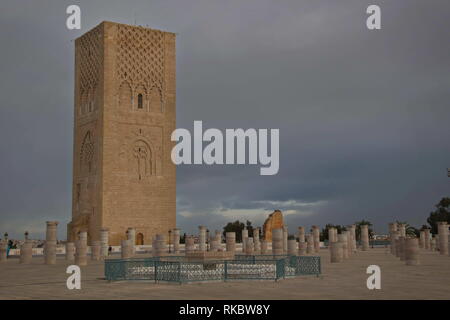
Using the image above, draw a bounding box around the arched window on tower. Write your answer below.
[137,93,143,109]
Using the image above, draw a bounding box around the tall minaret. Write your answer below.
[68,21,176,245]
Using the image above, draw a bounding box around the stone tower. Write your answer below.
[67,21,176,245]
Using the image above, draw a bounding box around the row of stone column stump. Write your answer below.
[389,221,450,265]
[2,221,448,266]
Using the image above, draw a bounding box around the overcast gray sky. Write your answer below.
[1,0,449,239]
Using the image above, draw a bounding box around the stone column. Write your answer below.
[173,228,181,254]
[419,230,425,249]
[121,239,132,259]
[288,239,297,256]
[209,235,219,252]
[154,234,166,256]
[66,242,75,261]
[338,233,348,259]
[392,231,400,256]
[398,224,406,237]
[44,221,58,265]
[261,240,268,254]
[328,227,336,244]
[312,225,320,253]
[306,234,314,254]
[298,241,307,256]
[330,241,343,263]
[20,241,33,264]
[298,226,305,243]
[241,228,249,253]
[185,236,195,253]
[350,225,357,253]
[75,231,88,266]
[282,225,288,253]
[437,222,449,255]
[272,228,284,255]
[100,228,109,258]
[388,223,397,255]
[404,237,420,265]
[253,228,260,253]
[436,235,440,251]
[399,237,406,261]
[360,225,370,251]
[345,229,353,256]
[91,241,102,261]
[424,229,431,250]
[199,226,207,252]
[0,241,6,262]
[126,228,136,254]
[245,237,254,255]
[430,237,437,251]
[226,232,236,252]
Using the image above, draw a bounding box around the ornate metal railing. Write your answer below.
[104,254,321,283]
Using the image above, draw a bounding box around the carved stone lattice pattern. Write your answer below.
[116,25,165,97]
[77,25,103,92]
[80,131,94,169]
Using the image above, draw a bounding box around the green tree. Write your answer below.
[395,221,419,237]
[320,224,346,241]
[222,220,256,243]
[426,197,450,234]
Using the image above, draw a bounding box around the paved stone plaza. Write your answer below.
[1,248,449,299]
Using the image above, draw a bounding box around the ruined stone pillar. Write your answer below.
[361,225,369,251]
[126,228,136,254]
[155,234,166,256]
[226,232,236,252]
[398,224,406,237]
[272,228,284,255]
[261,240,268,254]
[424,229,431,250]
[298,226,305,243]
[399,237,406,261]
[199,226,207,252]
[91,241,102,261]
[20,241,33,264]
[185,236,195,253]
[350,225,357,253]
[121,239,132,259]
[44,221,58,265]
[173,228,181,254]
[75,231,88,266]
[405,237,420,266]
[338,233,348,259]
[419,230,425,249]
[241,228,248,253]
[330,241,343,263]
[437,222,449,255]
[345,229,353,256]
[306,234,314,254]
[245,237,254,255]
[209,235,219,252]
[100,228,109,258]
[66,242,75,261]
[288,239,297,256]
[389,223,397,254]
[328,227,336,244]
[0,241,6,262]
[430,237,437,251]
[282,225,288,253]
[253,228,260,253]
[298,241,307,256]
[312,225,320,253]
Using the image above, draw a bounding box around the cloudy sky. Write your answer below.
[1,0,449,239]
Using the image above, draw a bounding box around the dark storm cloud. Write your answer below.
[0,0,449,239]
